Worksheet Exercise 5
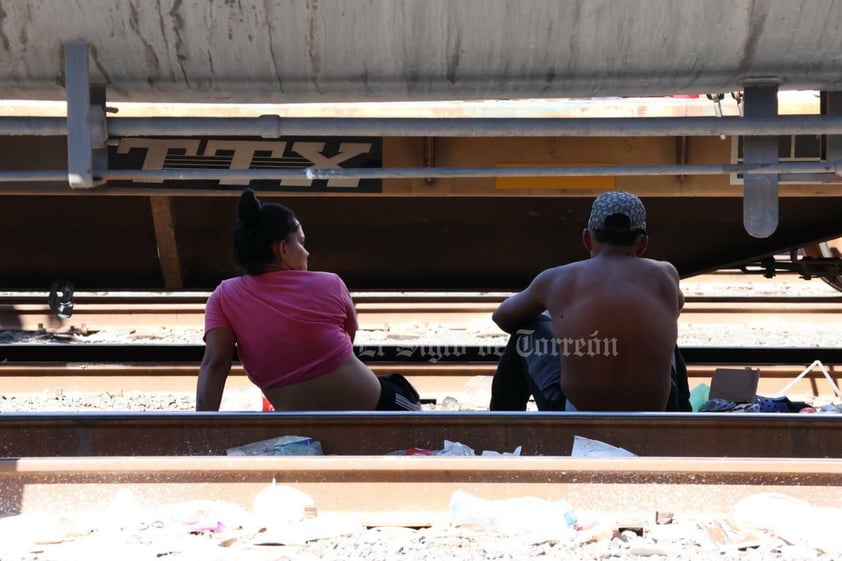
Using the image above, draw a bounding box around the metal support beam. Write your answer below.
[90,86,109,179]
[0,171,68,182]
[0,118,68,135]
[742,85,779,238]
[823,91,842,162]
[0,161,838,183]
[10,114,842,138]
[64,41,106,189]
[780,173,842,184]
[96,161,839,181]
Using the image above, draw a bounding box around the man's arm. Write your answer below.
[196,328,236,411]
[663,262,685,311]
[339,276,359,343]
[492,271,551,333]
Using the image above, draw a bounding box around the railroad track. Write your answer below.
[1,280,840,545]
[2,411,841,458]
[1,293,841,332]
[3,455,842,525]
[0,360,839,404]
[1,335,839,554]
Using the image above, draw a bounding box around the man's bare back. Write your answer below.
[542,253,681,410]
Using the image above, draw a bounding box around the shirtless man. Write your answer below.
[490,191,684,412]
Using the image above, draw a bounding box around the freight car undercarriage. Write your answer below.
[3,39,842,292]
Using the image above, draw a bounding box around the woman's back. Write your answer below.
[206,270,357,389]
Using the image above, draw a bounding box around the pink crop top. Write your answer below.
[204,270,358,389]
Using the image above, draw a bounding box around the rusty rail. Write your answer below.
[3,455,842,522]
[1,412,840,458]
[1,294,840,332]
[0,363,839,404]
[1,343,841,366]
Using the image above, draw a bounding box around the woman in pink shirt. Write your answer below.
[196,189,421,412]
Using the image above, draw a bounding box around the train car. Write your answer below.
[1,0,841,292]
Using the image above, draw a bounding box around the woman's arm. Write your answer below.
[196,328,236,411]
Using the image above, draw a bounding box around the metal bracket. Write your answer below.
[738,252,842,280]
[424,137,436,185]
[742,84,779,238]
[64,40,107,188]
[731,91,744,117]
[706,93,726,140]
[675,136,687,183]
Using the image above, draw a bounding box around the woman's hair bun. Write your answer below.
[233,190,299,275]
[238,189,262,226]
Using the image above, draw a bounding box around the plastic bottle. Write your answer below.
[449,490,577,538]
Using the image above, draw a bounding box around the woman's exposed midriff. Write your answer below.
[262,353,382,411]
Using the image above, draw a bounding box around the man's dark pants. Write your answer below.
[489,315,691,412]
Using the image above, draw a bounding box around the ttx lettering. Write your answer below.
[117,139,373,187]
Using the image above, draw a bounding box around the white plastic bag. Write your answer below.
[733,493,842,554]
[253,480,316,525]
[432,440,523,456]
[227,435,324,456]
[434,440,476,456]
[449,490,577,540]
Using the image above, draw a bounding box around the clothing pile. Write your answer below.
[698,395,842,414]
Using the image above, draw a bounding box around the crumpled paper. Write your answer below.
[571,435,636,457]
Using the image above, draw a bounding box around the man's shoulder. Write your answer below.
[630,257,674,270]
[641,258,676,272]
[636,259,681,286]
[535,262,581,284]
[543,259,588,275]
[581,256,679,284]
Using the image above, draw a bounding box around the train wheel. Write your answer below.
[800,237,842,292]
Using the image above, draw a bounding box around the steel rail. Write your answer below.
[2,292,841,305]
[0,344,841,365]
[0,363,836,403]
[1,298,840,331]
[1,412,841,459]
[2,455,841,523]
